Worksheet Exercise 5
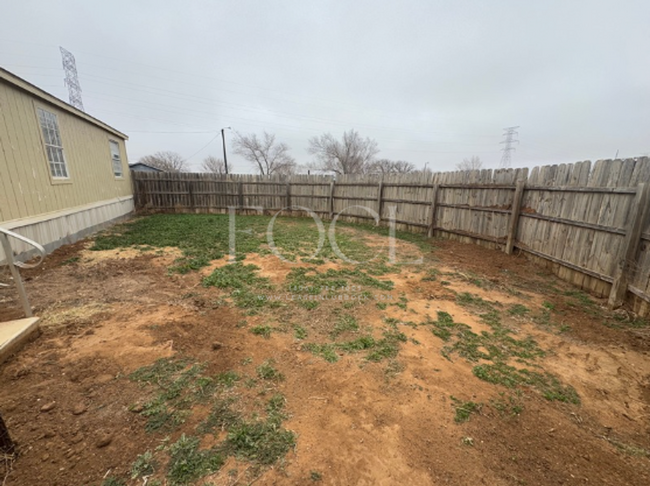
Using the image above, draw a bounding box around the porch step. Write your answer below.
[0,317,40,364]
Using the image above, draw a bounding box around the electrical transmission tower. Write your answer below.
[59,47,84,111]
[499,126,519,168]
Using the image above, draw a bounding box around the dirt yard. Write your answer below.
[1,214,649,486]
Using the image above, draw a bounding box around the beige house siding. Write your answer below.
[0,79,132,223]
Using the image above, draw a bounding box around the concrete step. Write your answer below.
[0,317,40,364]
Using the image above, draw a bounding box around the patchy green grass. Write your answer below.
[605,437,650,458]
[251,325,273,338]
[131,451,157,479]
[167,434,225,486]
[421,267,440,282]
[128,356,295,485]
[293,325,308,340]
[215,371,241,388]
[331,314,359,337]
[426,311,577,404]
[603,313,650,330]
[508,304,530,316]
[225,418,295,464]
[130,358,211,433]
[286,267,394,296]
[203,262,277,311]
[303,326,407,364]
[256,360,284,381]
[490,392,524,417]
[450,396,482,423]
[92,214,427,272]
[198,397,241,433]
[302,343,340,363]
[101,478,126,486]
[473,363,579,404]
[456,292,495,311]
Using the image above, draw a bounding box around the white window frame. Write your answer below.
[109,139,123,178]
[36,107,69,180]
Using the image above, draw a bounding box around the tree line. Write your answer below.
[137,129,482,175]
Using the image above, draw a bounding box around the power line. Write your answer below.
[59,47,84,111]
[499,126,519,168]
[185,132,221,161]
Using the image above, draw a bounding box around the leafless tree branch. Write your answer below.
[456,156,483,171]
[307,129,379,175]
[233,132,296,176]
[138,151,187,172]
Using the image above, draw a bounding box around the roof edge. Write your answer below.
[0,66,128,140]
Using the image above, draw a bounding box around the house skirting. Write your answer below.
[0,196,134,263]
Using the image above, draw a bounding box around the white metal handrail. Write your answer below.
[0,227,46,318]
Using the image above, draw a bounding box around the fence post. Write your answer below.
[238,181,244,211]
[286,182,291,211]
[188,179,195,211]
[376,179,384,222]
[505,179,526,254]
[329,180,336,219]
[608,182,650,308]
[427,184,439,238]
[0,233,32,318]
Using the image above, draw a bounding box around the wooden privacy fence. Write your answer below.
[131,158,650,316]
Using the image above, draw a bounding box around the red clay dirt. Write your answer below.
[0,235,649,486]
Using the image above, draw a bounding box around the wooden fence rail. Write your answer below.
[131,157,650,316]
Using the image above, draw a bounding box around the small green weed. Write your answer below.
[225,420,295,465]
[508,304,529,316]
[251,325,273,338]
[167,434,225,486]
[450,396,482,423]
[131,451,157,479]
[215,371,241,388]
[256,360,284,381]
[331,315,359,337]
[294,325,308,340]
[302,343,339,362]
[421,268,439,282]
[101,478,126,486]
[130,358,210,433]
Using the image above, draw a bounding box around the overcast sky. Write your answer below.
[1,0,649,173]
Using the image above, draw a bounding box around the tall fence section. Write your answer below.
[131,158,650,316]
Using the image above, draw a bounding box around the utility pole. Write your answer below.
[499,126,519,169]
[59,47,84,111]
[221,127,231,174]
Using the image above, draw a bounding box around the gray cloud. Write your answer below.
[1,0,648,173]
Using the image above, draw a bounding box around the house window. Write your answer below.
[109,140,123,177]
[37,108,68,179]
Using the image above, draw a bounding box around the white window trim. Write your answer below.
[36,106,70,181]
[109,139,124,178]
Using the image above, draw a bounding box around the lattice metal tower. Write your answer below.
[499,126,519,168]
[59,47,84,111]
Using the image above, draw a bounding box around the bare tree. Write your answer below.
[201,156,226,175]
[367,159,415,175]
[307,129,379,175]
[233,132,296,175]
[456,156,483,171]
[138,151,187,172]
